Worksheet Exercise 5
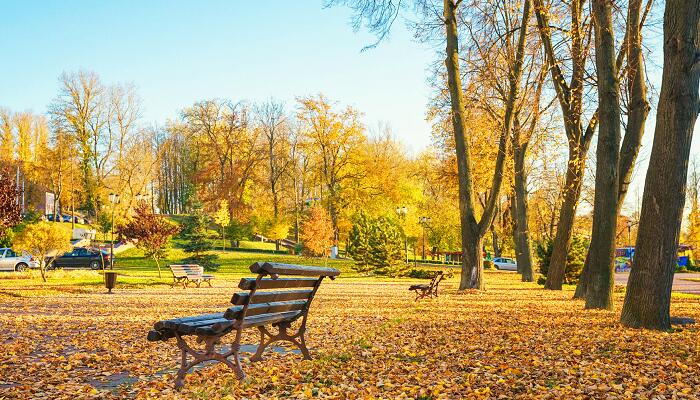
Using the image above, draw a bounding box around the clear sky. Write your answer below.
[0,1,436,152]
[1,1,698,211]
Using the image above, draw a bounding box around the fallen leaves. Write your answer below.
[0,272,698,399]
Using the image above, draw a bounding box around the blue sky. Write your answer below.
[0,1,436,151]
[1,1,697,212]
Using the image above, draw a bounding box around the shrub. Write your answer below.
[408,268,446,279]
[483,260,493,270]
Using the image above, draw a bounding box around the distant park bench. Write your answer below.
[408,270,445,301]
[148,261,340,388]
[169,264,215,288]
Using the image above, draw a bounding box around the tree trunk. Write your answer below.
[513,144,534,282]
[40,258,47,283]
[545,148,585,289]
[491,225,501,258]
[620,0,700,330]
[585,0,621,310]
[155,257,162,279]
[573,256,590,299]
[444,0,482,290]
[459,235,483,290]
[576,0,650,300]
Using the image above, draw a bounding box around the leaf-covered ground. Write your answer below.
[1,272,698,399]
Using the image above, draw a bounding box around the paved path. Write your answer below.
[615,272,700,294]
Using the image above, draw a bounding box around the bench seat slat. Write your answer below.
[174,317,232,334]
[154,312,224,330]
[147,329,176,342]
[250,262,341,278]
[195,311,304,336]
[231,289,314,305]
[223,300,308,320]
[238,277,319,290]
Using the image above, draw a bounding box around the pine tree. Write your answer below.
[183,204,219,271]
[349,214,406,276]
[348,212,373,273]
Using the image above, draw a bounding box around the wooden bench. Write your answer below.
[408,270,445,301]
[148,262,340,388]
[169,264,215,288]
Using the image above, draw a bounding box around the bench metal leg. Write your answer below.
[250,322,311,362]
[173,334,245,389]
[414,289,429,301]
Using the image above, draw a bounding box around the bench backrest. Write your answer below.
[429,271,445,289]
[170,264,204,278]
[224,262,340,323]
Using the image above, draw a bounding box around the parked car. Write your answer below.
[493,257,517,271]
[47,247,112,270]
[0,248,39,272]
[46,213,60,222]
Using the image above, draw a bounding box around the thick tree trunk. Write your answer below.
[621,0,700,330]
[617,0,651,210]
[444,0,482,290]
[459,235,483,289]
[513,145,534,282]
[573,256,590,299]
[545,147,585,289]
[576,0,649,300]
[585,0,621,310]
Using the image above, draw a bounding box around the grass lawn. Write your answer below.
[1,268,699,399]
[0,248,361,295]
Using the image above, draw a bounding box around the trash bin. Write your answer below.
[104,271,118,294]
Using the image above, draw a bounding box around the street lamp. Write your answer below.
[108,193,120,270]
[419,216,432,260]
[395,206,408,263]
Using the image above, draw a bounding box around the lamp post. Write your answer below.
[395,206,408,263]
[419,216,432,260]
[108,193,120,270]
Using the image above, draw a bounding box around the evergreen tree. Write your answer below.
[183,203,219,271]
[536,235,589,285]
[349,213,406,276]
[369,217,405,276]
[348,212,373,273]
[226,219,253,248]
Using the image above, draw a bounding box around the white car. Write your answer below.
[0,248,39,272]
[493,257,517,271]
